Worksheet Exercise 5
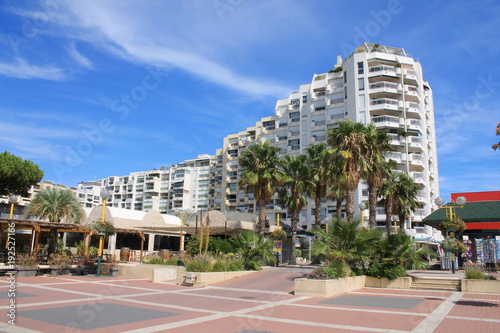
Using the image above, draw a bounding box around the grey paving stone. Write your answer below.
[0,291,36,299]
[18,302,178,330]
[320,294,424,309]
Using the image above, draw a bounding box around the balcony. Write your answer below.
[371,115,402,129]
[369,81,399,96]
[369,98,399,112]
[327,97,344,106]
[404,85,420,102]
[312,120,326,128]
[368,65,397,78]
[288,131,299,138]
[406,119,422,131]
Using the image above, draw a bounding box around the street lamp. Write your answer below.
[97,190,110,276]
[174,209,194,252]
[5,195,19,249]
[323,215,332,234]
[274,205,282,229]
[434,196,467,274]
[358,202,367,228]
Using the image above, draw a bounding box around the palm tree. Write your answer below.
[328,120,370,221]
[239,141,285,234]
[327,152,347,222]
[362,125,395,228]
[25,187,83,255]
[231,230,275,270]
[305,143,332,228]
[393,173,419,230]
[378,172,399,234]
[375,232,430,269]
[312,219,382,270]
[278,154,312,265]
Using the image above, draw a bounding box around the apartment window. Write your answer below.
[357,61,364,74]
[358,78,365,91]
[344,71,347,84]
[302,95,307,103]
[344,87,348,99]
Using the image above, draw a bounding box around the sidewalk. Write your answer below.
[1,269,499,333]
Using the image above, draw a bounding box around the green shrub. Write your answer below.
[464,263,486,279]
[184,254,213,272]
[366,262,406,280]
[307,260,351,280]
[146,257,179,265]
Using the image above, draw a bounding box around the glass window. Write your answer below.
[358,78,365,91]
[357,61,364,74]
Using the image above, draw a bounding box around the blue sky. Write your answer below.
[0,0,499,202]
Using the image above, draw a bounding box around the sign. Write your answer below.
[273,240,282,252]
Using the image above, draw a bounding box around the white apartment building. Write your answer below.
[209,43,440,232]
[75,154,213,214]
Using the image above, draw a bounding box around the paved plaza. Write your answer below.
[1,267,499,333]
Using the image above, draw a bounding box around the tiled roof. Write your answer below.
[423,201,500,227]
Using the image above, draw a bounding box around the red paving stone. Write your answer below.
[2,271,500,333]
[157,316,372,333]
[246,303,424,331]
[435,318,500,333]
[448,298,500,320]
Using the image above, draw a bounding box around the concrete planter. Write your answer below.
[183,270,256,288]
[49,265,71,275]
[461,279,500,294]
[294,276,366,297]
[14,266,39,277]
[365,276,412,289]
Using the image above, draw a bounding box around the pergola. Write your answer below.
[0,218,90,254]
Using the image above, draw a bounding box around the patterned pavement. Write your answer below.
[0,268,499,333]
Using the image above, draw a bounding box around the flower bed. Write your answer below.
[294,276,366,297]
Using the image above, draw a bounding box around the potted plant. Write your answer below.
[15,253,39,277]
[48,253,73,275]
[441,237,466,253]
[439,218,467,233]
[270,229,287,241]
[105,255,120,277]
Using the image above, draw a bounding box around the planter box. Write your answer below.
[184,270,256,288]
[365,276,412,289]
[294,276,366,297]
[49,265,71,275]
[461,279,500,294]
[14,266,39,277]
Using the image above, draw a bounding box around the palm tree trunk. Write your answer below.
[385,199,393,234]
[48,229,58,255]
[398,213,406,231]
[336,198,342,221]
[258,200,266,234]
[367,182,378,228]
[289,212,298,265]
[345,190,355,222]
[314,196,322,227]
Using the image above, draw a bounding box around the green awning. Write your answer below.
[423,201,500,228]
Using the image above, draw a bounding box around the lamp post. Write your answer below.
[5,195,19,249]
[358,202,367,228]
[174,209,194,252]
[434,196,467,274]
[97,190,110,277]
[323,215,331,234]
[274,205,282,229]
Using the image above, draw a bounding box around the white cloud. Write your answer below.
[68,42,92,69]
[0,57,67,80]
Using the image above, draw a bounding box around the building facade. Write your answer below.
[74,154,213,214]
[208,43,440,231]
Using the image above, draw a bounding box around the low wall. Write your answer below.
[294,276,366,297]
[365,276,412,289]
[461,279,500,294]
[118,264,184,283]
[185,270,256,288]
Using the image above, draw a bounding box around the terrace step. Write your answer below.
[410,277,461,291]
